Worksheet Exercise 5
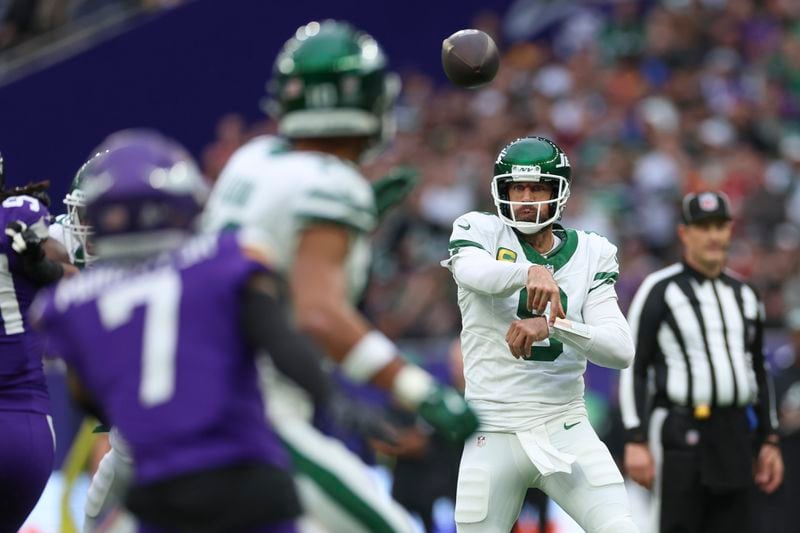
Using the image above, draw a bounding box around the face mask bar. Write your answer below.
[63,190,95,266]
[491,173,570,234]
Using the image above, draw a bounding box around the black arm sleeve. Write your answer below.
[240,277,331,407]
[750,297,778,443]
[18,254,64,285]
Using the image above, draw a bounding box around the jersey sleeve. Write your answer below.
[292,165,377,234]
[446,212,494,256]
[585,235,620,305]
[2,195,51,239]
[443,212,530,297]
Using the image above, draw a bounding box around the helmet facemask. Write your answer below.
[63,188,96,266]
[491,170,571,235]
[265,20,399,162]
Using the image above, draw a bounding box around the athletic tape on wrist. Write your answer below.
[552,317,591,339]
[341,331,397,383]
[392,365,436,410]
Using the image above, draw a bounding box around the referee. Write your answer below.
[619,191,784,533]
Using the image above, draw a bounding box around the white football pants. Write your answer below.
[455,413,638,533]
[262,360,416,533]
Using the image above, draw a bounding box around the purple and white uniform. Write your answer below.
[0,194,52,413]
[32,231,288,485]
[0,194,55,533]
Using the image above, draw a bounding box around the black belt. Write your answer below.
[668,404,745,421]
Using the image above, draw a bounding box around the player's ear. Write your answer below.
[677,223,687,245]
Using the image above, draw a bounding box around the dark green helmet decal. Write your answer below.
[491,136,572,234]
[264,20,400,143]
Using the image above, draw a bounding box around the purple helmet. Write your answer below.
[81,130,208,259]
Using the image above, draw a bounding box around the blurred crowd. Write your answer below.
[0,0,182,50]
[204,0,800,338]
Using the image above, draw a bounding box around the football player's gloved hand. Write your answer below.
[417,385,479,444]
[5,220,44,260]
[320,391,399,446]
[371,166,419,219]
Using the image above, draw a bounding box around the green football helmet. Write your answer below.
[265,20,400,145]
[63,151,106,266]
[491,136,572,234]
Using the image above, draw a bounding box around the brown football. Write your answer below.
[441,29,499,89]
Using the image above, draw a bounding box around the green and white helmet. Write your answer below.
[265,20,400,144]
[491,136,572,234]
[63,151,106,266]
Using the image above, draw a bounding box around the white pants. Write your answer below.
[263,360,416,533]
[455,414,638,533]
[83,428,135,533]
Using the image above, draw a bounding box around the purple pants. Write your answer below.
[0,410,54,533]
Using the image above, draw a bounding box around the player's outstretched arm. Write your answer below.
[240,272,397,443]
[445,245,530,298]
[291,224,479,442]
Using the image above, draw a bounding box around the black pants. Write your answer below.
[126,462,301,533]
[659,407,755,533]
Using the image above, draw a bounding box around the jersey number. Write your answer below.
[2,196,40,211]
[516,288,568,362]
[98,269,181,407]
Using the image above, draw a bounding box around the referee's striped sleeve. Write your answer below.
[620,264,681,441]
[746,287,780,441]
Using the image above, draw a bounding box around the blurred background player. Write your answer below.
[46,150,129,533]
[0,151,76,532]
[443,136,638,533]
[32,129,385,533]
[203,19,479,533]
[50,156,97,269]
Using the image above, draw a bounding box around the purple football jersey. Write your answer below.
[0,195,52,414]
[33,231,288,484]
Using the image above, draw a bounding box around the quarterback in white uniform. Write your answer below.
[204,20,478,533]
[444,136,639,533]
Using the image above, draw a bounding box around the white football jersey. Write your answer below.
[444,212,620,431]
[202,136,376,301]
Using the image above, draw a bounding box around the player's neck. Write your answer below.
[522,227,555,255]
[292,138,367,163]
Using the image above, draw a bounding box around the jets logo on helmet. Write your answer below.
[264,20,400,148]
[491,136,572,234]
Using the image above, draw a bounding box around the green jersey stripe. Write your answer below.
[593,272,619,282]
[296,214,372,233]
[448,239,486,252]
[306,190,377,217]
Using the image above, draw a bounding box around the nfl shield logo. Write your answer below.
[699,192,719,212]
[545,264,554,274]
[477,435,486,448]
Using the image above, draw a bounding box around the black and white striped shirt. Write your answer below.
[619,261,778,442]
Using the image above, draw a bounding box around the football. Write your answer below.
[441,29,499,89]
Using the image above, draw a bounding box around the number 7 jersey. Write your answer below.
[443,212,620,431]
[30,231,288,484]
